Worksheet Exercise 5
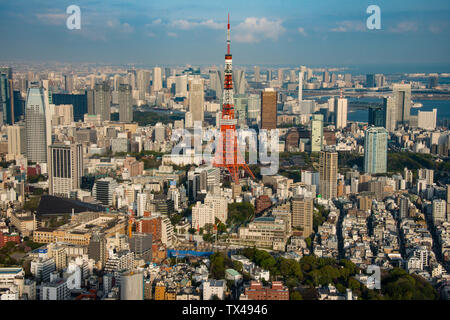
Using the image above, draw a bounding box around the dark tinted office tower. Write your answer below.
[428,76,439,89]
[118,84,132,122]
[86,89,95,115]
[48,143,83,197]
[366,74,376,88]
[260,88,277,130]
[267,70,272,82]
[13,91,24,121]
[368,106,384,127]
[0,74,11,124]
[393,83,411,127]
[25,87,49,163]
[52,93,88,122]
[94,82,111,121]
[0,67,14,125]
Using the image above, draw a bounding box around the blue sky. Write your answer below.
[0,0,449,69]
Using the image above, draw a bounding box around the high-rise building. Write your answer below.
[188,78,204,124]
[52,93,87,122]
[247,94,261,122]
[211,70,224,99]
[64,74,74,93]
[129,233,152,262]
[311,114,324,152]
[86,89,95,115]
[137,70,150,100]
[393,83,411,127]
[204,194,228,224]
[152,67,162,92]
[323,71,330,83]
[278,69,283,83]
[88,233,107,269]
[7,124,26,159]
[383,96,396,132]
[298,71,303,103]
[254,66,260,82]
[192,201,214,230]
[319,150,338,199]
[368,106,384,127]
[418,168,434,186]
[334,95,347,129]
[366,74,375,88]
[94,82,111,121]
[153,122,165,142]
[234,95,247,127]
[291,196,313,237]
[25,86,50,163]
[375,74,385,87]
[428,76,439,89]
[48,143,83,197]
[260,88,277,130]
[0,67,14,125]
[233,69,246,95]
[432,199,447,225]
[417,109,437,130]
[51,104,73,125]
[266,70,272,82]
[92,177,118,206]
[175,75,188,97]
[118,84,132,122]
[120,271,144,300]
[364,127,388,174]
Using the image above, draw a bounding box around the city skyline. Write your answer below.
[0,0,449,70]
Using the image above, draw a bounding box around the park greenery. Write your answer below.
[226,202,255,226]
[23,195,41,212]
[238,247,437,300]
[0,240,44,267]
[338,151,449,177]
[133,110,184,127]
[313,204,330,232]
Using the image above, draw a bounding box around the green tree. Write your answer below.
[290,291,303,300]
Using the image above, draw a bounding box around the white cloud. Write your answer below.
[171,19,224,30]
[121,22,134,33]
[35,13,66,25]
[167,32,177,37]
[388,21,418,33]
[106,19,134,33]
[234,17,286,43]
[152,19,162,25]
[330,21,366,32]
[146,32,156,38]
[297,27,307,36]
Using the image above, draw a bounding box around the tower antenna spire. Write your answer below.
[213,13,255,185]
[227,13,231,55]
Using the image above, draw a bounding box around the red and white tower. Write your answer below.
[213,14,255,185]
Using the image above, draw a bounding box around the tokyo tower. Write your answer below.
[213,14,255,185]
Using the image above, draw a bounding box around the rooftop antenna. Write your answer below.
[227,13,231,55]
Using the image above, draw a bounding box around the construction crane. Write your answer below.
[128,209,135,238]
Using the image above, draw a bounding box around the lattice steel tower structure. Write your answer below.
[213,14,255,184]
